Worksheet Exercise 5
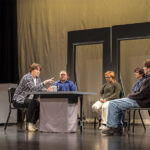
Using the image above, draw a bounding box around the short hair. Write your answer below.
[29,63,41,72]
[60,70,68,75]
[105,71,116,80]
[134,68,145,77]
[144,59,150,68]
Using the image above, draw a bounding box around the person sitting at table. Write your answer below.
[51,70,77,91]
[47,70,78,133]
[13,63,54,132]
[92,71,121,130]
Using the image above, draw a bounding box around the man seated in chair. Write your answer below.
[48,70,78,132]
[102,59,150,136]
[132,67,145,93]
[122,67,146,127]
[92,71,121,130]
[49,70,77,92]
[13,63,54,132]
[49,70,77,103]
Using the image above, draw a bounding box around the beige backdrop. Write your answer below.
[76,44,102,118]
[17,0,150,121]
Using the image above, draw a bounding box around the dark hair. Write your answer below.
[144,59,150,68]
[29,63,41,72]
[134,68,145,77]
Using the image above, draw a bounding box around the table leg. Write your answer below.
[80,96,83,132]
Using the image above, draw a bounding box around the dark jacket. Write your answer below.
[128,74,150,108]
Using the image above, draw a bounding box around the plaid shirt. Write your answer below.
[13,72,46,103]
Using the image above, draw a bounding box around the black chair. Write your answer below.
[4,87,27,130]
[93,116,101,129]
[126,108,150,133]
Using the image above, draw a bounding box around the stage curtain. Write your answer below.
[17,0,150,119]
[0,0,18,83]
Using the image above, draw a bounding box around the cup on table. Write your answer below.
[51,86,57,92]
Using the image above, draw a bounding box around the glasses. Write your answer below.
[60,74,67,77]
[105,77,111,79]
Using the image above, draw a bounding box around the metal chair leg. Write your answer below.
[132,110,136,132]
[94,117,97,129]
[4,109,11,130]
[127,110,131,133]
[138,110,146,131]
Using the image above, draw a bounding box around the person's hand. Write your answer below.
[100,99,106,103]
[103,99,107,103]
[47,86,53,91]
[99,99,103,103]
[43,77,54,85]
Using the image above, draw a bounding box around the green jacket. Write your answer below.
[100,81,121,101]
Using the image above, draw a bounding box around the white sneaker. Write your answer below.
[28,123,38,132]
[99,124,108,130]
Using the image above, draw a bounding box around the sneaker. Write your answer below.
[28,123,38,132]
[102,127,123,136]
[99,124,108,130]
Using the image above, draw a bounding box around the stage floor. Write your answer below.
[0,124,150,150]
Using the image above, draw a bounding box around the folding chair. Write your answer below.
[126,108,150,132]
[4,87,27,130]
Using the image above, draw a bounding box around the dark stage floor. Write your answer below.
[0,124,150,150]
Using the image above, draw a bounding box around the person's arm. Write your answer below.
[105,82,121,101]
[69,81,77,91]
[132,78,145,93]
[99,84,105,98]
[132,83,137,93]
[128,78,150,100]
[53,81,63,91]
[22,76,43,92]
[47,81,60,91]
[24,75,53,92]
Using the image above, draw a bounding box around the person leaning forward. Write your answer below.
[13,63,54,132]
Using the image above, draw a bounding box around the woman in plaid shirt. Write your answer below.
[13,63,54,132]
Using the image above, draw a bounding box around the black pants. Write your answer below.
[13,99,40,124]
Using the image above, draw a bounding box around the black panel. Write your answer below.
[0,0,19,83]
[67,28,111,83]
[112,22,150,80]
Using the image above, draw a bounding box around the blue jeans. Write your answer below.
[107,98,140,128]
